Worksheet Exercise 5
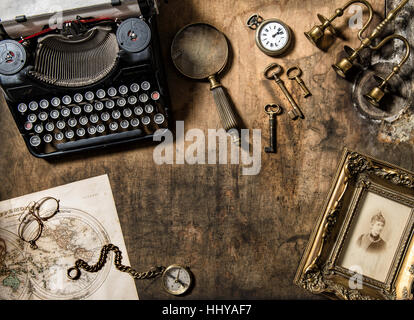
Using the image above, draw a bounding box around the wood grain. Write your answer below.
[1,0,412,299]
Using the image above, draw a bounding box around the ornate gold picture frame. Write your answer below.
[294,148,414,300]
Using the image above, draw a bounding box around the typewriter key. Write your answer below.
[85,91,94,101]
[154,113,165,125]
[29,101,39,111]
[76,128,86,137]
[119,85,128,95]
[106,100,115,109]
[96,124,106,134]
[51,97,61,107]
[131,118,140,127]
[50,109,60,120]
[24,121,33,131]
[130,83,140,93]
[55,132,64,141]
[88,126,97,135]
[107,87,117,97]
[117,98,127,107]
[43,134,53,144]
[141,81,151,91]
[79,116,88,126]
[34,124,44,134]
[123,108,132,118]
[68,118,77,127]
[84,104,93,113]
[128,96,138,105]
[61,107,70,117]
[62,95,72,105]
[56,120,66,130]
[28,114,37,123]
[109,122,119,131]
[95,101,104,111]
[142,116,151,126]
[45,122,55,132]
[96,89,106,99]
[89,114,99,124]
[30,135,41,147]
[39,99,49,109]
[134,106,144,116]
[112,110,121,120]
[145,104,154,114]
[18,103,27,113]
[139,93,149,103]
[74,93,83,103]
[38,112,48,121]
[151,91,160,101]
[65,130,75,139]
[72,106,82,116]
[101,112,110,122]
[120,120,129,129]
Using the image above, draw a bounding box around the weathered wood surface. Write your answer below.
[0,0,412,299]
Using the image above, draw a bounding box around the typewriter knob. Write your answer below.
[0,40,27,75]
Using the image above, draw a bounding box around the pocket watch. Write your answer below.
[246,14,293,57]
[162,264,194,296]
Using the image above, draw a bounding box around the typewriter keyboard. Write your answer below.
[16,80,168,156]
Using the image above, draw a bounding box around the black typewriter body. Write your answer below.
[0,2,170,158]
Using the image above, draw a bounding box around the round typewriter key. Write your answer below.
[24,121,33,131]
[139,93,149,103]
[62,95,72,105]
[39,99,49,109]
[151,91,160,101]
[79,116,88,126]
[96,89,106,99]
[27,114,37,123]
[74,93,83,103]
[45,122,55,132]
[145,104,154,114]
[94,101,104,111]
[112,110,121,120]
[50,109,60,120]
[18,103,28,113]
[123,108,132,118]
[30,135,41,147]
[109,122,119,131]
[84,104,93,113]
[43,134,53,144]
[154,113,165,125]
[134,106,144,116]
[107,87,117,97]
[55,132,64,141]
[51,97,61,107]
[96,124,106,134]
[141,116,151,126]
[88,126,97,135]
[76,128,86,137]
[29,101,39,111]
[89,114,99,124]
[68,118,77,127]
[120,120,129,129]
[72,105,82,115]
[119,85,128,95]
[65,130,75,139]
[38,111,48,121]
[56,120,66,130]
[105,100,115,109]
[128,96,138,105]
[101,112,110,122]
[141,81,151,91]
[34,124,43,134]
[117,98,126,107]
[130,118,140,127]
[130,83,140,93]
[61,107,70,117]
[85,91,94,101]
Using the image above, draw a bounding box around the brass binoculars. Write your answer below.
[305,0,411,107]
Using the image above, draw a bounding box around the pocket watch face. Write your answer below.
[258,20,291,55]
[162,265,193,296]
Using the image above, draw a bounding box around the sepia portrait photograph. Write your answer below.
[339,190,413,283]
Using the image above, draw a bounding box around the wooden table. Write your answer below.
[1,0,412,299]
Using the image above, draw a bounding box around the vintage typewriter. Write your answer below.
[0,0,170,158]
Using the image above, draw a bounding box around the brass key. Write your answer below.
[287,66,311,98]
[264,104,282,153]
[264,63,304,120]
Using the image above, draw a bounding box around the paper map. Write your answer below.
[0,175,138,300]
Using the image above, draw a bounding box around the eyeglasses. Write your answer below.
[18,197,60,249]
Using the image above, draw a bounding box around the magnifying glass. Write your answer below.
[171,23,240,145]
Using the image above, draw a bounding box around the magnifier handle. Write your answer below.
[209,76,240,145]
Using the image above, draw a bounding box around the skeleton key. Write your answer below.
[264,63,304,120]
[287,66,311,98]
[264,104,282,153]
